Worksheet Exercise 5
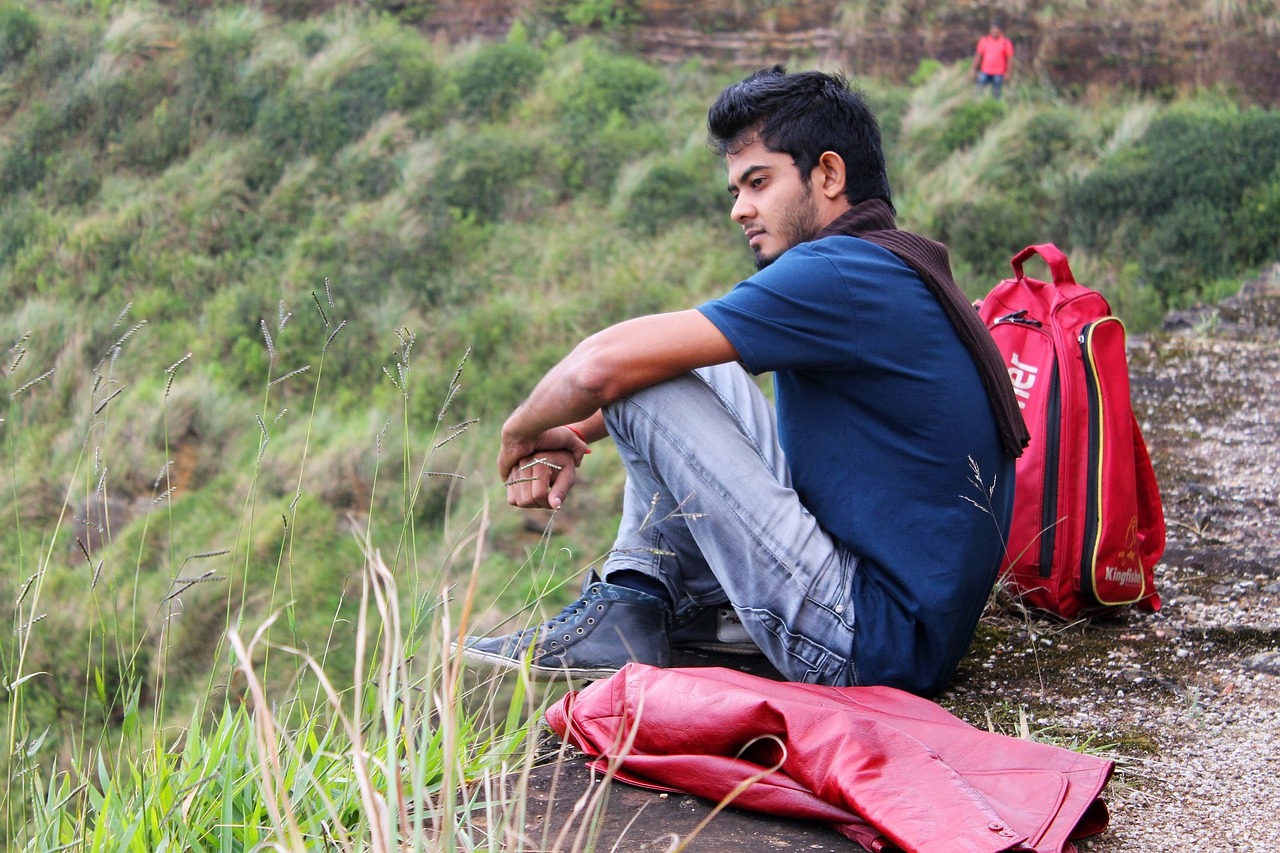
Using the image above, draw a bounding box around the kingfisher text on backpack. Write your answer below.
[978,244,1165,619]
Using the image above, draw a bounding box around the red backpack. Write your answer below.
[977,244,1165,619]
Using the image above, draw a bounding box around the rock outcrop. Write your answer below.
[401,0,1280,107]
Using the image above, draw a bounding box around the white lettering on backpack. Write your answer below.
[1104,566,1144,587]
[1007,353,1039,410]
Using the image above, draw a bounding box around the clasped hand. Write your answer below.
[499,427,590,510]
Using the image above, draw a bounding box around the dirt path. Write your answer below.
[947,266,1280,852]
[1068,268,1280,851]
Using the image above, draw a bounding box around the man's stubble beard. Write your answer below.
[753,184,823,271]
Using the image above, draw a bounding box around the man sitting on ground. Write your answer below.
[459,66,1027,696]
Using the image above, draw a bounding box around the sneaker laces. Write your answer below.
[515,587,597,641]
[543,588,596,630]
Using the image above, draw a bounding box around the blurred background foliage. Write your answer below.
[2,0,1279,798]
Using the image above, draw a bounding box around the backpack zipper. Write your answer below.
[1039,363,1061,577]
[994,310,1059,578]
[1079,319,1108,600]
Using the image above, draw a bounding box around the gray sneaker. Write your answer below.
[457,580,670,680]
[668,600,760,656]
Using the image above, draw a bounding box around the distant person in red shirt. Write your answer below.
[971,22,1014,99]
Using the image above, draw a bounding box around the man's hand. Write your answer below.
[504,449,581,509]
[496,310,738,507]
[500,425,591,509]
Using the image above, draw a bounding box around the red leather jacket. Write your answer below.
[545,665,1112,853]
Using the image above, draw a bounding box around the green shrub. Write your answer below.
[908,58,943,87]
[365,0,435,23]
[256,65,395,162]
[579,113,665,196]
[339,149,401,201]
[197,279,272,389]
[1065,104,1280,304]
[1104,261,1166,331]
[178,17,264,137]
[549,43,660,134]
[0,2,39,69]
[0,101,63,193]
[290,198,454,294]
[82,64,177,163]
[615,151,723,235]
[256,22,440,164]
[60,203,143,298]
[0,196,54,269]
[1001,106,1088,184]
[116,95,193,173]
[451,36,545,122]
[1235,174,1280,267]
[562,0,642,31]
[45,148,101,206]
[1069,106,1280,226]
[1137,200,1230,303]
[435,124,540,222]
[934,194,1050,290]
[938,98,1007,153]
[865,83,909,145]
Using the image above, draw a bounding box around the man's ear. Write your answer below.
[814,151,847,200]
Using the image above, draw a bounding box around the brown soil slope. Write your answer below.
[403,0,1280,106]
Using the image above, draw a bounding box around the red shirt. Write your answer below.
[975,33,1014,75]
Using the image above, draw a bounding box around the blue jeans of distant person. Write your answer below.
[599,363,859,686]
[976,72,1005,99]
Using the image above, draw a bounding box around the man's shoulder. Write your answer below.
[806,233,904,260]
[806,234,918,279]
[760,236,886,275]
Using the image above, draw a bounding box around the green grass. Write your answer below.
[1,267,567,848]
[18,551,560,851]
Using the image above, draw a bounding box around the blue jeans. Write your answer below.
[976,72,1004,98]
[600,364,859,686]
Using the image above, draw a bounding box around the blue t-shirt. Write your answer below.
[698,235,1015,694]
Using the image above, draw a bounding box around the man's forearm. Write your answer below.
[502,309,738,453]
[501,351,604,445]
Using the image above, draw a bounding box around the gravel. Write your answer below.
[943,266,1280,852]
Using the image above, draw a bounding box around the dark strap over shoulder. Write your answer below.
[816,200,1030,458]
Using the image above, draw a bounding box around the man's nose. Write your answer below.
[731,194,753,223]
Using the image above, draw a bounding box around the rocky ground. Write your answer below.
[509,266,1280,852]
[944,266,1280,851]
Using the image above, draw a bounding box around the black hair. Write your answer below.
[707,65,891,207]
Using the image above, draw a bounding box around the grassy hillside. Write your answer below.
[2,1,1280,846]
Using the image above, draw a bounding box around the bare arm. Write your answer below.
[499,309,739,483]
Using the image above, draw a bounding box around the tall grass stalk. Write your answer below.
[3,286,566,848]
[2,317,163,843]
[22,541,558,850]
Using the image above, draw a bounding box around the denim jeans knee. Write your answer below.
[601,366,861,685]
